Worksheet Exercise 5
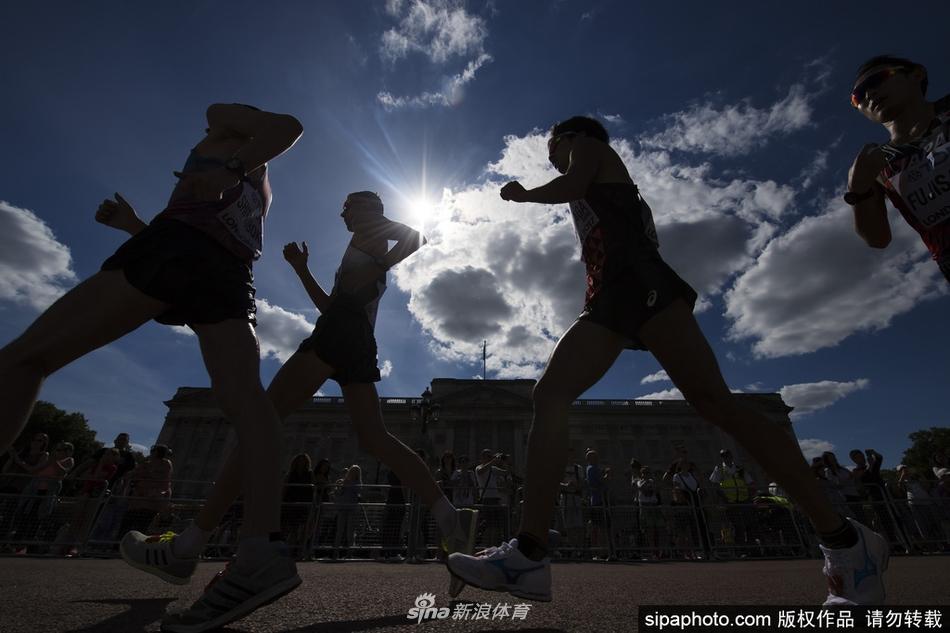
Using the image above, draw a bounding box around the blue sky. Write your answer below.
[1,1,948,468]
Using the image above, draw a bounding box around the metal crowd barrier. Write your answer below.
[1,475,946,562]
[0,474,111,556]
[884,480,950,553]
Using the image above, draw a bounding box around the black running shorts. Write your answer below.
[578,257,698,350]
[296,294,381,387]
[100,219,257,327]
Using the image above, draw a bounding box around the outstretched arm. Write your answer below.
[205,103,303,175]
[283,242,332,314]
[173,104,304,203]
[500,136,602,205]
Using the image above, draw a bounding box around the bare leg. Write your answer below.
[194,350,334,532]
[192,320,283,538]
[519,320,626,543]
[637,299,842,533]
[0,270,168,450]
[341,382,444,507]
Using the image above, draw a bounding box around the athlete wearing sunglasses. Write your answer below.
[846,55,950,282]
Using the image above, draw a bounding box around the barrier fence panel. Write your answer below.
[885,480,950,553]
[471,502,511,552]
[2,474,946,562]
[837,485,911,554]
[606,504,707,561]
[0,476,110,556]
[703,502,808,560]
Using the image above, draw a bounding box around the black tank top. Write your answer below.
[569,182,659,304]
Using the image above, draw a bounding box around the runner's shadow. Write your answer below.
[218,614,410,632]
[65,598,176,633]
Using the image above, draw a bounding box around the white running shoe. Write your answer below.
[161,544,301,633]
[820,518,889,605]
[447,538,551,602]
[120,531,197,585]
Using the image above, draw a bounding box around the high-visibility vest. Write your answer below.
[718,468,750,503]
[756,494,793,509]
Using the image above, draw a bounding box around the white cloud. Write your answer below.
[0,200,77,311]
[779,379,870,419]
[640,369,670,384]
[381,0,487,64]
[638,387,683,400]
[798,150,829,190]
[797,137,841,190]
[378,0,492,110]
[640,84,813,157]
[380,359,393,377]
[725,198,946,358]
[639,385,745,401]
[254,299,314,362]
[601,113,624,125]
[377,53,492,109]
[798,438,835,461]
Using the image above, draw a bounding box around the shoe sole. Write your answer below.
[446,509,479,599]
[161,573,302,633]
[120,539,193,586]
[446,562,551,603]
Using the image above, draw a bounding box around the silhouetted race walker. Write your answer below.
[116,191,478,611]
[34,102,304,633]
[845,55,950,282]
[446,115,889,606]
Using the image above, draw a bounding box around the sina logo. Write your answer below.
[407,593,449,624]
[646,290,658,307]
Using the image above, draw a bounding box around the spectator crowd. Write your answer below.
[1,427,948,563]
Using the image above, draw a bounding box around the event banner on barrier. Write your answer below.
[639,606,946,632]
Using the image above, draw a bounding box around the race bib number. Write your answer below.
[889,138,950,229]
[216,182,264,258]
[569,199,599,243]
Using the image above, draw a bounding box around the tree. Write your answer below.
[5,401,102,466]
[901,426,950,480]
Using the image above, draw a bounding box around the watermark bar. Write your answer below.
[639,606,945,632]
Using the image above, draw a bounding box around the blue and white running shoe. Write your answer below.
[447,537,551,602]
[820,518,889,605]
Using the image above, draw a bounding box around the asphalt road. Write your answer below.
[1,557,948,633]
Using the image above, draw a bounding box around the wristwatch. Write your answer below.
[224,156,246,178]
[843,187,876,205]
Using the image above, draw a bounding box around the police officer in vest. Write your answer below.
[710,449,756,551]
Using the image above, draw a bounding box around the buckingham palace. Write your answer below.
[155,378,797,500]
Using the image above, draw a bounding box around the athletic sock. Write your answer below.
[516,531,548,562]
[172,523,211,559]
[236,533,285,571]
[819,516,859,549]
[431,495,458,537]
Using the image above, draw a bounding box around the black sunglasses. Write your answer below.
[851,67,903,108]
[548,133,576,167]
